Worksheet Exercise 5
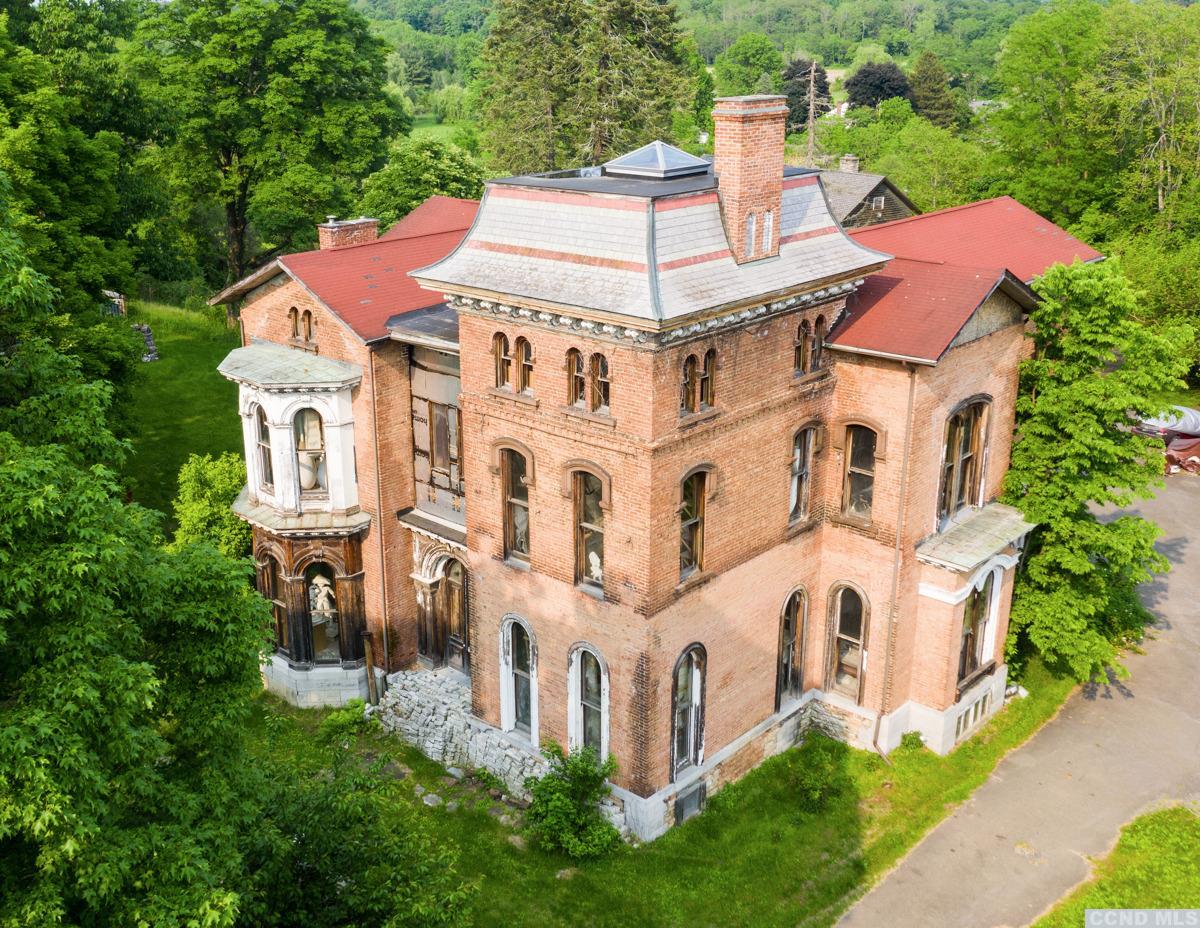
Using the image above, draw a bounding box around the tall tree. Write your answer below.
[1003,260,1194,680]
[129,0,406,285]
[359,137,484,227]
[713,32,782,96]
[782,58,830,134]
[873,116,987,210]
[908,51,956,128]
[844,60,910,109]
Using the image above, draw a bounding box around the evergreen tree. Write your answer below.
[844,60,910,109]
[713,32,782,96]
[782,58,830,133]
[909,51,957,128]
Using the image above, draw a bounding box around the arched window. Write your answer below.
[502,449,530,562]
[812,315,826,370]
[790,427,815,522]
[959,570,996,682]
[777,589,806,709]
[744,212,757,258]
[700,349,716,409]
[305,563,341,664]
[574,471,604,588]
[500,618,537,739]
[567,349,586,407]
[829,586,867,701]
[841,425,877,519]
[515,337,534,393]
[493,333,512,389]
[261,555,288,654]
[255,406,274,491]
[672,644,706,777]
[569,646,608,757]
[795,320,812,374]
[680,355,698,415]
[679,470,706,580]
[288,307,300,339]
[293,408,327,495]
[940,400,990,524]
[590,354,610,413]
[301,309,314,342]
[761,209,774,254]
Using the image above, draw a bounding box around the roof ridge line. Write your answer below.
[850,195,1013,234]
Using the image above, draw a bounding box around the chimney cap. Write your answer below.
[839,154,861,173]
[713,95,789,117]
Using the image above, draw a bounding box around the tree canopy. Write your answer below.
[712,32,782,96]
[782,58,830,133]
[359,137,484,227]
[844,60,911,109]
[909,51,957,128]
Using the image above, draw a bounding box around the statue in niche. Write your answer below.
[587,551,603,584]
[308,572,337,625]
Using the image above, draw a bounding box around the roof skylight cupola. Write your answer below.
[601,140,710,180]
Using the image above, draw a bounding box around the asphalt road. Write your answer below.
[838,476,1200,928]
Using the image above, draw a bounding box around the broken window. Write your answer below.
[288,307,300,339]
[293,408,327,495]
[939,401,989,525]
[680,354,698,415]
[830,586,866,701]
[567,348,586,407]
[679,471,706,580]
[700,349,716,409]
[777,589,806,709]
[672,645,705,776]
[493,333,512,389]
[812,315,826,370]
[574,472,604,589]
[576,648,604,756]
[790,427,815,522]
[515,337,534,393]
[306,563,341,664]
[502,449,530,563]
[301,309,314,342]
[255,406,274,491]
[590,354,610,413]
[509,621,533,734]
[958,570,995,682]
[428,401,462,493]
[261,555,288,654]
[841,425,876,519]
[795,320,812,374]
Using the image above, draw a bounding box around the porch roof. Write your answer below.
[218,340,362,390]
[916,503,1036,573]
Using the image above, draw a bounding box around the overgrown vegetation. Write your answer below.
[525,744,621,860]
[173,451,254,559]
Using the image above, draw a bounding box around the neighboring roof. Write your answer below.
[828,258,1036,364]
[848,196,1102,283]
[379,196,478,241]
[916,502,1036,573]
[412,161,889,324]
[218,340,362,389]
[386,303,460,351]
[818,169,918,223]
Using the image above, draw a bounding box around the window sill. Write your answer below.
[678,407,720,430]
[288,337,318,354]
[791,368,830,389]
[955,660,997,701]
[489,387,539,409]
[562,405,616,428]
[674,569,712,595]
[786,517,819,539]
[576,581,605,601]
[503,556,531,572]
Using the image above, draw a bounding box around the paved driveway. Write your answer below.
[838,477,1200,928]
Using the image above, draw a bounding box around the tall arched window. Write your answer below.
[744,212,757,258]
[301,309,314,342]
[829,585,867,702]
[841,425,877,519]
[502,449,530,562]
[777,589,806,709]
[574,471,604,588]
[959,570,996,682]
[515,337,534,393]
[590,354,610,413]
[293,408,327,495]
[569,646,608,757]
[672,644,706,777]
[255,406,274,491]
[288,307,300,339]
[700,349,716,409]
[493,333,512,389]
[790,427,815,523]
[812,315,826,370]
[567,349,586,407]
[305,563,340,664]
[795,320,812,374]
[761,209,774,254]
[679,471,706,580]
[940,400,990,525]
[680,355,698,415]
[500,618,537,739]
[261,555,288,654]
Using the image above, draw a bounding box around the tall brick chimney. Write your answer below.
[712,95,788,263]
[317,216,379,250]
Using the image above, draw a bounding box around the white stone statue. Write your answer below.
[587,551,603,583]
[309,573,337,622]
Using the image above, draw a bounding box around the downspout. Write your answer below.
[369,347,391,676]
[872,362,918,760]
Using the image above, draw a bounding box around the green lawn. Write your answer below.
[411,113,472,143]
[254,660,1074,927]
[1034,806,1200,925]
[125,299,242,520]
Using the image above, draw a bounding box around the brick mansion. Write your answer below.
[213,95,1101,839]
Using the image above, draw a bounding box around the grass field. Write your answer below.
[125,300,242,520]
[254,659,1074,927]
[1034,806,1200,925]
[411,113,470,143]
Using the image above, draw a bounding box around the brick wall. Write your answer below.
[713,96,787,262]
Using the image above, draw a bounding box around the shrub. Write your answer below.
[318,698,373,742]
[787,734,851,812]
[899,730,926,752]
[524,743,621,860]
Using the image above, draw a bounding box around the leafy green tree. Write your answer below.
[873,116,988,210]
[129,0,407,284]
[524,743,620,860]
[713,32,782,96]
[908,51,956,128]
[844,60,910,109]
[1002,260,1194,680]
[360,137,484,227]
[172,451,254,559]
[782,58,830,133]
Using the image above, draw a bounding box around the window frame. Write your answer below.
[515,336,534,394]
[261,554,289,655]
[680,354,698,415]
[699,349,716,409]
[938,399,991,527]
[255,406,274,492]
[794,320,812,375]
[567,348,586,407]
[671,644,707,779]
[841,424,878,521]
[493,333,512,389]
[958,569,996,684]
[589,353,610,414]
[499,616,538,742]
[568,644,609,759]
[304,561,342,665]
[293,408,328,497]
[679,470,707,581]
[776,588,807,710]
[502,448,531,564]
[812,315,826,371]
[790,427,816,523]
[828,584,868,703]
[573,471,605,590]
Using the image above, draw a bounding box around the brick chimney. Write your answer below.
[317,216,379,250]
[712,95,788,263]
[839,153,861,174]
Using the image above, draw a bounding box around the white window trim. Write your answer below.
[566,644,610,759]
[498,615,539,744]
[761,209,774,253]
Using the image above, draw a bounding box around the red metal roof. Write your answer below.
[829,258,1034,363]
[848,196,1101,284]
[379,196,478,241]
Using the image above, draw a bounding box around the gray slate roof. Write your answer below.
[916,503,1036,573]
[819,169,892,222]
[218,340,362,389]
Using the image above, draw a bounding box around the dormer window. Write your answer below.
[294,408,327,495]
